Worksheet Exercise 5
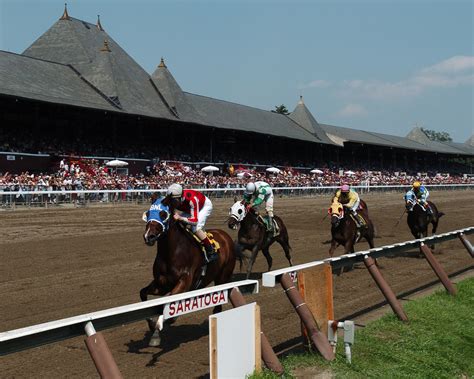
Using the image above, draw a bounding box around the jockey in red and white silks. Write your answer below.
[167,183,217,262]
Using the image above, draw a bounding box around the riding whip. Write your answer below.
[394,209,406,227]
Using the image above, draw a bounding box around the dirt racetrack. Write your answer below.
[1,190,473,378]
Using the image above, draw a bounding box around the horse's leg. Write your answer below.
[328,239,337,257]
[246,246,259,279]
[276,235,293,267]
[148,275,192,347]
[235,243,245,272]
[262,245,273,272]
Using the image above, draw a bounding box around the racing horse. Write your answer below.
[328,199,375,259]
[141,194,236,347]
[404,192,444,239]
[227,199,293,279]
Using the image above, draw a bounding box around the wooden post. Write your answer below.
[84,333,123,379]
[254,305,262,374]
[420,243,457,296]
[209,318,218,379]
[298,264,334,337]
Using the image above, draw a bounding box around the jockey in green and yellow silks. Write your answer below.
[332,184,366,228]
[243,181,275,232]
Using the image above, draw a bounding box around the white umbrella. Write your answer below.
[201,165,219,173]
[266,167,281,174]
[106,159,128,167]
[310,169,324,174]
[344,170,356,175]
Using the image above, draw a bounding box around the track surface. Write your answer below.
[1,190,473,378]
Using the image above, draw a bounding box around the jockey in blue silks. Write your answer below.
[405,181,432,214]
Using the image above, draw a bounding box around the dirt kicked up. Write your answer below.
[1,190,473,378]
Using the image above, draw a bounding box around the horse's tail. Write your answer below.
[438,212,445,218]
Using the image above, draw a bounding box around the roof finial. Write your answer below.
[298,95,304,105]
[60,3,70,20]
[158,57,167,68]
[100,39,111,52]
[97,15,104,31]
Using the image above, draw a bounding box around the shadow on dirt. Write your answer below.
[125,322,209,367]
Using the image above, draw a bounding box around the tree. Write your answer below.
[271,104,290,115]
[421,128,453,142]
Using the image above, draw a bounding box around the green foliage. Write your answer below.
[421,127,453,142]
[251,278,474,379]
[271,104,290,115]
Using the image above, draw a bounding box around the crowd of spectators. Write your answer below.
[0,157,472,193]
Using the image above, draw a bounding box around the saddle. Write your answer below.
[188,229,221,255]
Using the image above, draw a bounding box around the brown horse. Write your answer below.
[328,199,375,258]
[404,193,444,239]
[227,199,293,279]
[141,194,236,346]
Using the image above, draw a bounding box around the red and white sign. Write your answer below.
[164,290,228,319]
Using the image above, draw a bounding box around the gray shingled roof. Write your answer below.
[185,92,323,143]
[0,50,117,111]
[150,59,205,123]
[405,127,469,155]
[288,97,335,145]
[23,16,175,119]
[464,135,474,147]
[320,123,473,156]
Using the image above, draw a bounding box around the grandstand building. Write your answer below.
[0,7,473,174]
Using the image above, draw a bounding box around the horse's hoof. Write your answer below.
[147,317,158,332]
[148,336,161,347]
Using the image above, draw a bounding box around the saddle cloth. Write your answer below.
[258,215,280,238]
[189,230,221,254]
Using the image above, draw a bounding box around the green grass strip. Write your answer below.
[250,277,474,379]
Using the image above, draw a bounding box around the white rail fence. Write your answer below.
[0,279,259,356]
[1,184,473,208]
[262,226,474,287]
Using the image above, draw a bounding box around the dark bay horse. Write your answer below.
[227,200,293,279]
[328,199,375,258]
[404,194,444,239]
[141,195,236,346]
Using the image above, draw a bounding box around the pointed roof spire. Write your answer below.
[60,3,70,20]
[100,39,111,52]
[298,95,304,105]
[97,15,104,31]
[158,57,167,68]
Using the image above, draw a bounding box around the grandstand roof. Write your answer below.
[288,97,335,145]
[184,92,326,143]
[465,135,474,147]
[321,123,473,156]
[0,8,471,156]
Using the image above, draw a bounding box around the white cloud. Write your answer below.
[336,103,368,117]
[298,79,331,89]
[304,56,474,102]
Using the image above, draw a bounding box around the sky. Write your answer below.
[0,0,473,142]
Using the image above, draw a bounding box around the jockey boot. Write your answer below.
[267,216,274,233]
[201,237,218,263]
[357,213,367,229]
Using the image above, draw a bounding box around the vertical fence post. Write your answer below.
[419,243,457,296]
[280,273,335,361]
[364,255,408,321]
[229,288,284,374]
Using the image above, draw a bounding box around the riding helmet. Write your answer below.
[167,183,183,198]
[413,181,421,189]
[341,184,350,192]
[245,182,256,195]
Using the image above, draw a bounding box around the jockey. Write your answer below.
[166,183,218,263]
[332,184,366,228]
[406,181,432,214]
[243,181,275,232]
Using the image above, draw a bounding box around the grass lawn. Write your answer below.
[252,277,474,379]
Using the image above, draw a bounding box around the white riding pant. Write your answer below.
[346,198,360,214]
[191,197,213,232]
[265,194,274,217]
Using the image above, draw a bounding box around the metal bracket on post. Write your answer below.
[419,243,457,296]
[83,321,123,379]
[363,255,408,321]
[459,233,474,258]
[327,320,354,363]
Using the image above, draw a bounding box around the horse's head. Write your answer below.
[404,192,416,212]
[328,201,344,227]
[227,200,247,230]
[142,197,171,246]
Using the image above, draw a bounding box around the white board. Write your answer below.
[209,303,260,379]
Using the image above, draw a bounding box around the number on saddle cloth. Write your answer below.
[187,229,221,253]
